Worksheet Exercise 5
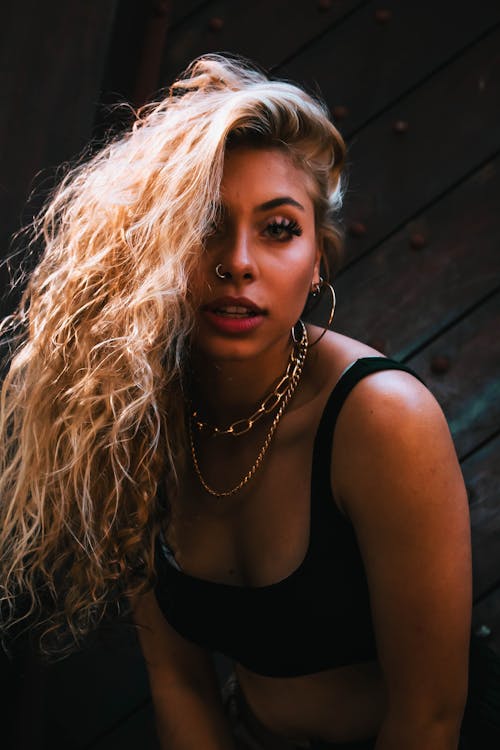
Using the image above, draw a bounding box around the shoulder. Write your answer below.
[329,352,464,529]
[334,357,446,456]
[309,325,441,435]
[309,329,461,516]
[305,326,432,416]
[337,357,437,431]
[302,327,444,451]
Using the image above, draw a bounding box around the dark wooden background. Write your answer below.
[1,1,499,747]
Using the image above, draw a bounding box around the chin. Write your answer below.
[193,338,262,363]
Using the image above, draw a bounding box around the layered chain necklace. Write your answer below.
[188,322,308,498]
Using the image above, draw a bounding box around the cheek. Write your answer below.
[276,252,315,314]
[189,256,213,303]
[288,242,318,288]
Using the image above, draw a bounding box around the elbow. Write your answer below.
[379,695,467,747]
[384,667,469,728]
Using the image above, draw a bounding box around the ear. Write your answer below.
[312,244,322,285]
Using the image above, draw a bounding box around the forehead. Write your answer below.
[220,146,315,210]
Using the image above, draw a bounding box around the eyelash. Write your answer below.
[206,217,303,241]
[265,218,303,240]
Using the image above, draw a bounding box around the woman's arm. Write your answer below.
[132,590,235,750]
[333,370,472,749]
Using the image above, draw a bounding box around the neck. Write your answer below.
[188,338,294,424]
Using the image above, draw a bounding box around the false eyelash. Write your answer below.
[267,218,302,237]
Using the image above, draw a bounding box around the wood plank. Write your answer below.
[336,26,500,264]
[464,434,500,601]
[280,0,500,135]
[406,291,500,459]
[170,0,211,29]
[0,0,117,313]
[95,0,170,113]
[0,0,117,216]
[159,0,364,85]
[327,156,500,357]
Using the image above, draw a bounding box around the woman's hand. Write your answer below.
[333,369,471,748]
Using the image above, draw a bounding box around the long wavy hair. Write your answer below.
[0,55,346,657]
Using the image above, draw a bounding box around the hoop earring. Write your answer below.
[308,280,336,348]
[215,263,228,279]
[291,318,307,345]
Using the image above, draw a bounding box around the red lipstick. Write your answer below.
[202,296,266,334]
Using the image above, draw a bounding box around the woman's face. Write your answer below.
[190,146,321,363]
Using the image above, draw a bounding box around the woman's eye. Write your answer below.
[265,218,303,241]
[205,220,224,239]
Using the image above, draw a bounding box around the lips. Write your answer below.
[212,305,258,317]
[201,296,266,334]
[204,297,265,317]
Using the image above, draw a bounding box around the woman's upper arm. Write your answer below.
[333,371,472,718]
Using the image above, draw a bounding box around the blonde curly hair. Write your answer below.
[0,54,346,657]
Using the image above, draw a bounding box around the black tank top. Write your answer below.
[154,357,426,677]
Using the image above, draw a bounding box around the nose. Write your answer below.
[216,228,256,282]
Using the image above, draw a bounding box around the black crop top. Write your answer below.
[154,357,426,677]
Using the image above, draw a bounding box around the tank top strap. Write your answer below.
[310,356,427,518]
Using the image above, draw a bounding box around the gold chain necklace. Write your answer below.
[189,322,308,498]
[191,334,305,437]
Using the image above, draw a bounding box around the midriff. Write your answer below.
[235,659,387,744]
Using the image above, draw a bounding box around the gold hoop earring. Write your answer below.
[308,280,336,348]
[291,318,307,345]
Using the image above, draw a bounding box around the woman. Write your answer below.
[0,55,490,749]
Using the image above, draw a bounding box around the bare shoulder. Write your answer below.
[306,327,456,489]
[327,343,463,526]
[311,326,439,427]
[333,350,444,447]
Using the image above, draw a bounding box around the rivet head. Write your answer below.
[208,16,224,31]
[318,0,333,10]
[475,625,492,638]
[430,355,451,374]
[348,220,367,237]
[333,104,349,120]
[409,233,427,250]
[393,119,409,134]
[375,8,393,23]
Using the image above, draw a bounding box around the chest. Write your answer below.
[154,437,375,676]
[164,412,321,587]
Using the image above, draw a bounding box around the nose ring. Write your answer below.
[215,263,229,279]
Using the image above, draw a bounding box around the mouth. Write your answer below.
[204,297,265,318]
[201,297,266,334]
[210,305,260,318]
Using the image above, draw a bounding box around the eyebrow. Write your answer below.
[254,197,305,212]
